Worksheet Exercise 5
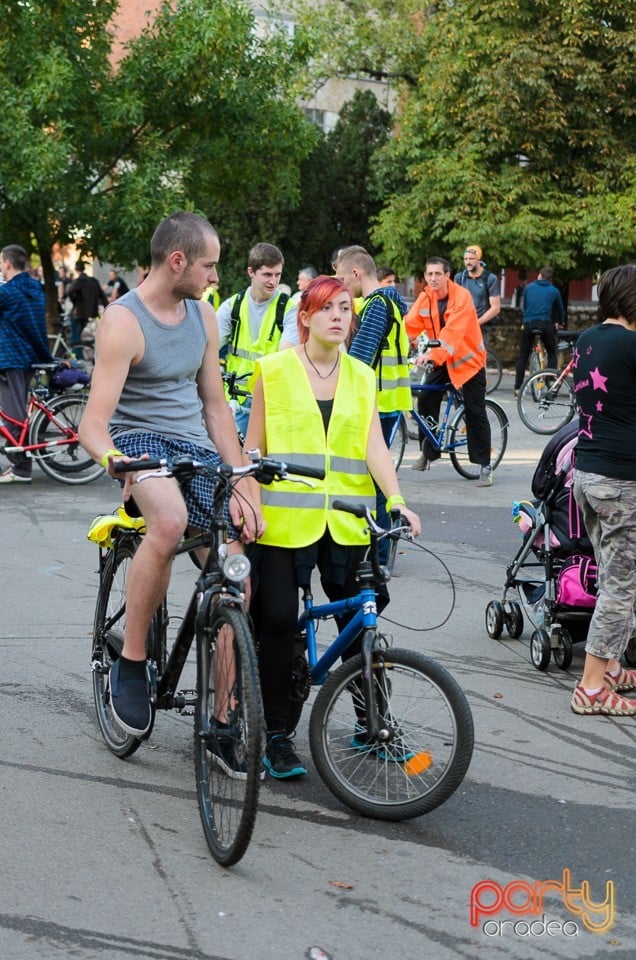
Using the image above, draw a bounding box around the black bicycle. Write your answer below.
[89,453,322,866]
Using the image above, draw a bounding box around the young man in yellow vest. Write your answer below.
[335,248,411,559]
[216,242,297,434]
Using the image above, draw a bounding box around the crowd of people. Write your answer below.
[2,216,635,769]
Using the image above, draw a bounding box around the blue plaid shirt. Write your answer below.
[0,272,51,370]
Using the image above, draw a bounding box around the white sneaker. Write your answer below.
[0,468,32,484]
[476,466,493,487]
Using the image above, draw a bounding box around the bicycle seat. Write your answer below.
[557,330,580,344]
[87,507,146,549]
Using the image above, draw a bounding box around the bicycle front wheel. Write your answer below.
[389,413,408,470]
[194,604,263,866]
[29,394,104,484]
[517,370,576,434]
[448,399,508,479]
[485,348,503,394]
[309,648,473,820]
[92,537,146,758]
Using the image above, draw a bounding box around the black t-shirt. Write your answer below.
[573,323,636,480]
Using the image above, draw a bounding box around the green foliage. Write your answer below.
[291,0,636,280]
[276,89,393,281]
[0,0,313,317]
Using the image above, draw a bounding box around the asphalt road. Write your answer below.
[1,378,634,960]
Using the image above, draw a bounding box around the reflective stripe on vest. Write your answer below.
[256,351,376,548]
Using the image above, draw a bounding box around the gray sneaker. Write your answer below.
[476,466,493,487]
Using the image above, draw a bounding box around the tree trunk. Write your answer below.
[39,245,60,334]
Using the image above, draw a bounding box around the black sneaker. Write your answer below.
[208,723,265,781]
[107,658,151,737]
[264,734,308,779]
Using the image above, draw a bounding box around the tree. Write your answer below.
[277,89,393,279]
[0,0,313,323]
[291,0,636,279]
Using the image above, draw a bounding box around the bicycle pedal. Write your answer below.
[174,689,197,714]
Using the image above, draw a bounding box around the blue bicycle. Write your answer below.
[287,501,474,821]
[390,343,509,474]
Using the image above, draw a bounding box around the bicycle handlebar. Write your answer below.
[113,454,325,484]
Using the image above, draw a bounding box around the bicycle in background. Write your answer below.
[0,363,103,484]
[391,340,509,474]
[517,331,580,434]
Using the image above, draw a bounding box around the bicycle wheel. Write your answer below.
[309,647,473,821]
[389,413,408,470]
[194,603,263,866]
[29,394,104,484]
[517,370,576,434]
[485,348,502,394]
[448,399,508,479]
[528,341,547,378]
[92,537,149,758]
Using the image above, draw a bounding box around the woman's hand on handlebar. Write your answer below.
[398,505,421,539]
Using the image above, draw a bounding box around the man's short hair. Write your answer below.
[299,265,318,280]
[248,242,284,272]
[426,256,451,273]
[538,266,554,281]
[1,245,30,272]
[150,212,218,267]
[597,264,636,326]
[335,248,377,278]
[377,265,396,282]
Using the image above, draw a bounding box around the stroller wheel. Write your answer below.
[485,601,504,639]
[552,627,573,670]
[505,602,524,639]
[530,629,551,671]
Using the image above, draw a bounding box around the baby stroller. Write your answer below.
[485,422,598,671]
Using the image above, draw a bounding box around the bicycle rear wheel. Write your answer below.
[29,394,104,484]
[528,342,547,378]
[194,603,263,866]
[485,348,502,394]
[517,370,576,434]
[448,399,508,479]
[91,536,161,758]
[309,647,473,820]
[389,413,408,469]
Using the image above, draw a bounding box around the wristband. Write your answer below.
[101,448,123,469]
[386,494,406,513]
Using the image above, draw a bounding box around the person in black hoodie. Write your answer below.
[68,261,108,357]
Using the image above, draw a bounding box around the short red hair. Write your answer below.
[297,275,353,344]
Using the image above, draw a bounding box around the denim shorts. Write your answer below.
[112,431,237,536]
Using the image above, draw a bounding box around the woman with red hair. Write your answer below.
[244,276,420,779]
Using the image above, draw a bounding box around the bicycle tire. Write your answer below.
[91,536,158,758]
[528,342,547,378]
[389,413,408,470]
[29,394,104,484]
[485,348,502,394]
[194,603,263,866]
[517,370,576,434]
[309,647,473,820]
[447,399,508,479]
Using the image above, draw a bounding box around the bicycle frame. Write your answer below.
[298,583,378,686]
[393,381,464,454]
[0,392,80,456]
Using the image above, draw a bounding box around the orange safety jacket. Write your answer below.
[404,280,486,389]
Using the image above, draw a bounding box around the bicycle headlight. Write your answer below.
[223,553,251,583]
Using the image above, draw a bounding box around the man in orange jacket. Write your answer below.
[405,256,493,485]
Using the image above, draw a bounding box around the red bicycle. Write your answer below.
[0,363,104,484]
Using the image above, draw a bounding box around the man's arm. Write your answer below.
[214,295,234,350]
[279,301,298,350]
[478,275,501,327]
[552,289,565,327]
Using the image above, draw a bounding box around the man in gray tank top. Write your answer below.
[79,212,263,742]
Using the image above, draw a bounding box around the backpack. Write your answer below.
[455,268,496,318]
[556,555,597,609]
[229,287,289,352]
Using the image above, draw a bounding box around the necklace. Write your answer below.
[303,343,340,379]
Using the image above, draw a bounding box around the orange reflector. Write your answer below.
[404,752,433,776]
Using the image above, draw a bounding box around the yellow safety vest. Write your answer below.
[253,350,377,548]
[359,293,412,413]
[225,290,291,391]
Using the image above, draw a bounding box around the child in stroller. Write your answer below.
[485,422,599,671]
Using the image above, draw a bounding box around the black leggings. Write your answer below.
[250,540,386,734]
